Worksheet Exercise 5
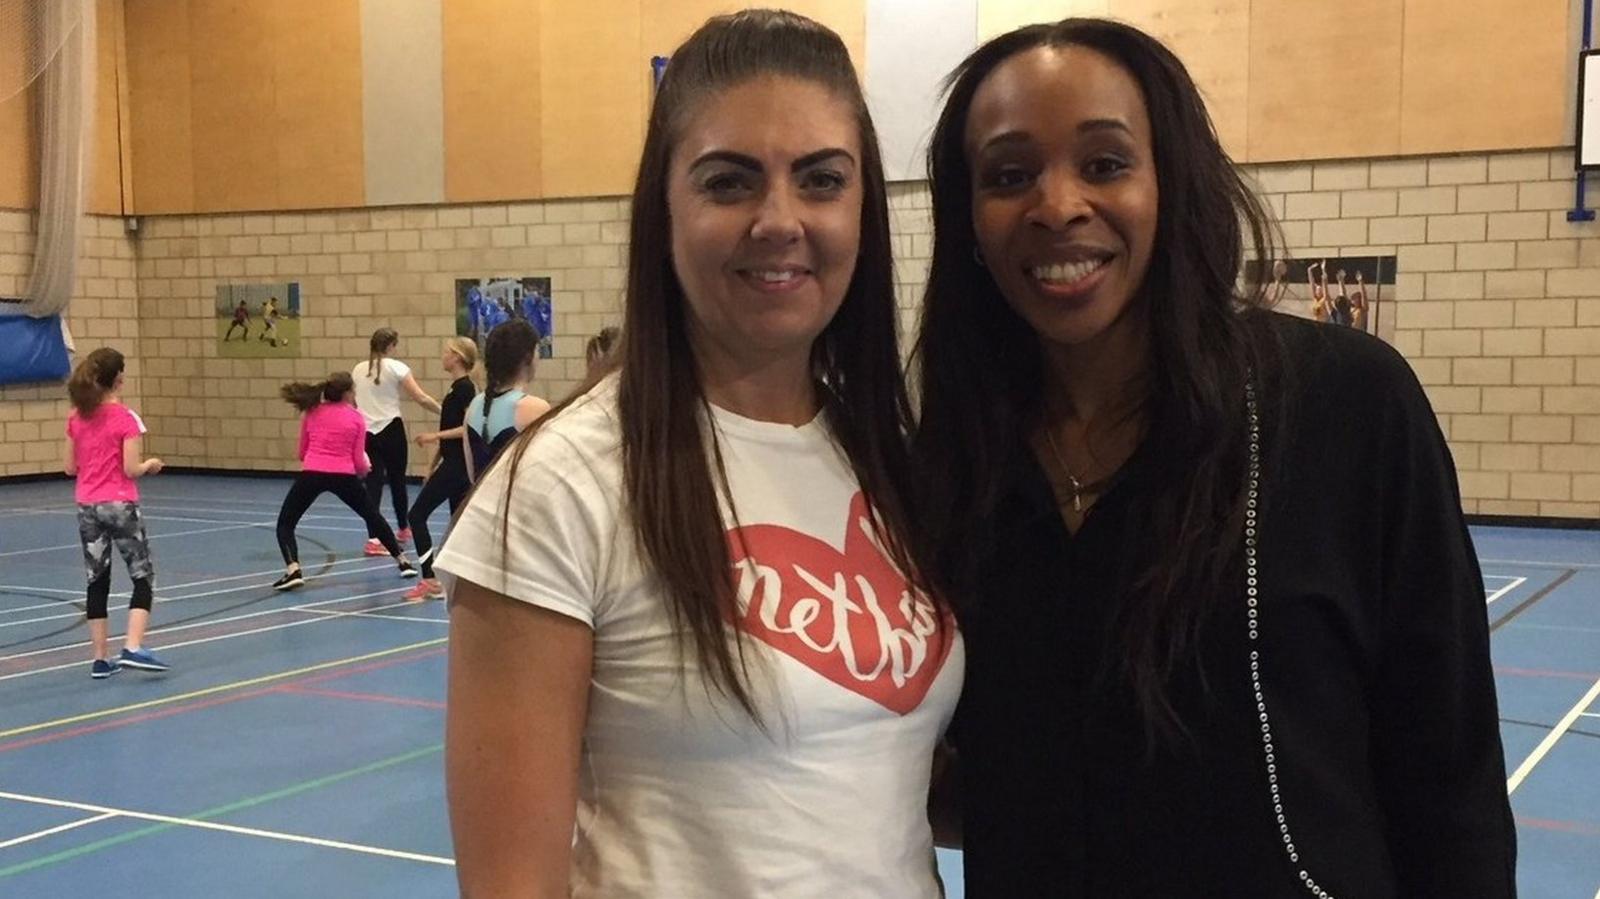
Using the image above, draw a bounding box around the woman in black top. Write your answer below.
[405,337,479,600]
[912,19,1516,898]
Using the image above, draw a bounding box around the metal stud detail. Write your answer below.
[1244,380,1337,898]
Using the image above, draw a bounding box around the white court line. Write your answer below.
[1580,712,1600,719]
[292,606,449,626]
[0,585,89,599]
[1485,576,1527,605]
[16,509,369,533]
[0,519,379,559]
[0,813,118,850]
[1507,676,1600,794]
[1480,558,1600,570]
[0,563,397,630]
[0,522,266,559]
[0,588,414,677]
[0,791,453,866]
[0,556,392,616]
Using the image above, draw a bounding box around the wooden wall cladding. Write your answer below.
[442,0,542,202]
[1399,0,1570,154]
[127,0,364,214]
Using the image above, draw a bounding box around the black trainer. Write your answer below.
[273,570,306,591]
[398,560,419,579]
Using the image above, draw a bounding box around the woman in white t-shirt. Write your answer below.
[436,11,963,899]
[352,327,441,554]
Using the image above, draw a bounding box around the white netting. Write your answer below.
[2,0,95,325]
[0,0,76,105]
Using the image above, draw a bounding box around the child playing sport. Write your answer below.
[64,348,171,678]
[273,372,418,590]
[223,300,250,341]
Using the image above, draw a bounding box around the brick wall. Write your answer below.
[0,212,140,477]
[5,147,1596,519]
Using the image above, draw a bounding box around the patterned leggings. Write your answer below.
[76,502,155,619]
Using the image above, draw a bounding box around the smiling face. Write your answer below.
[965,45,1158,354]
[665,75,863,378]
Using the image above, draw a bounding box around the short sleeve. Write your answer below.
[388,358,411,380]
[124,408,149,436]
[66,414,80,439]
[435,432,613,628]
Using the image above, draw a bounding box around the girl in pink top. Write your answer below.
[64,348,170,678]
[273,373,418,591]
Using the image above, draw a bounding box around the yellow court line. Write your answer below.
[0,637,449,741]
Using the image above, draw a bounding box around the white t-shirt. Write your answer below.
[436,376,964,899]
[351,357,411,433]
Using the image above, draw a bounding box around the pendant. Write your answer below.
[1068,475,1082,512]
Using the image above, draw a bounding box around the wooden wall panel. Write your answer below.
[1114,0,1250,160]
[187,1,278,212]
[642,1,866,74]
[539,0,643,199]
[442,0,542,202]
[1399,0,1569,155]
[88,0,125,216]
[0,86,38,211]
[978,0,1110,41]
[125,0,195,213]
[271,0,365,209]
[1246,0,1402,162]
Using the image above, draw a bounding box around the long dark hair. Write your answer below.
[494,9,933,721]
[67,348,125,416]
[480,319,537,424]
[281,372,356,412]
[912,18,1282,737]
[367,328,398,384]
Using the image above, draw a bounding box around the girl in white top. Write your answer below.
[352,327,440,554]
[435,11,963,899]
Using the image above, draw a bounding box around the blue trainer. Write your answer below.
[90,658,121,679]
[118,648,171,672]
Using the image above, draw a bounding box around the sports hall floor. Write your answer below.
[0,474,1595,898]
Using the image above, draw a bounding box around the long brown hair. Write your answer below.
[911,18,1284,738]
[493,9,933,721]
[367,328,398,384]
[480,319,538,425]
[281,372,355,412]
[67,348,125,416]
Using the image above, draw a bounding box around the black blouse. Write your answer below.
[437,376,476,468]
[955,314,1517,898]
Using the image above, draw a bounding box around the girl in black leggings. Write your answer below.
[273,373,417,591]
[404,337,479,601]
[352,328,441,555]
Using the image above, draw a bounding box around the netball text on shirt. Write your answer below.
[727,492,955,715]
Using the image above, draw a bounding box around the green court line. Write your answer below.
[0,742,443,879]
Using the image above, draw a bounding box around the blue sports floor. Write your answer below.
[0,475,1595,897]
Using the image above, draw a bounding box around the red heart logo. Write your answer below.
[726,492,956,716]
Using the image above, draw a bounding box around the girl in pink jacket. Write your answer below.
[273,373,417,590]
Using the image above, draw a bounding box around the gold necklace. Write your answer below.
[1042,424,1111,512]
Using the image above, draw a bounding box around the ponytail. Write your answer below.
[282,372,356,412]
[280,382,325,412]
[368,327,399,385]
[479,320,539,432]
[67,348,125,416]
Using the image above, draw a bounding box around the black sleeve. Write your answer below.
[1368,355,1517,896]
[440,381,474,431]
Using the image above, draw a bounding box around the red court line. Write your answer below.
[1516,816,1600,838]
[289,647,446,689]
[1495,666,1600,681]
[0,648,447,755]
[276,685,446,710]
[0,687,280,755]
